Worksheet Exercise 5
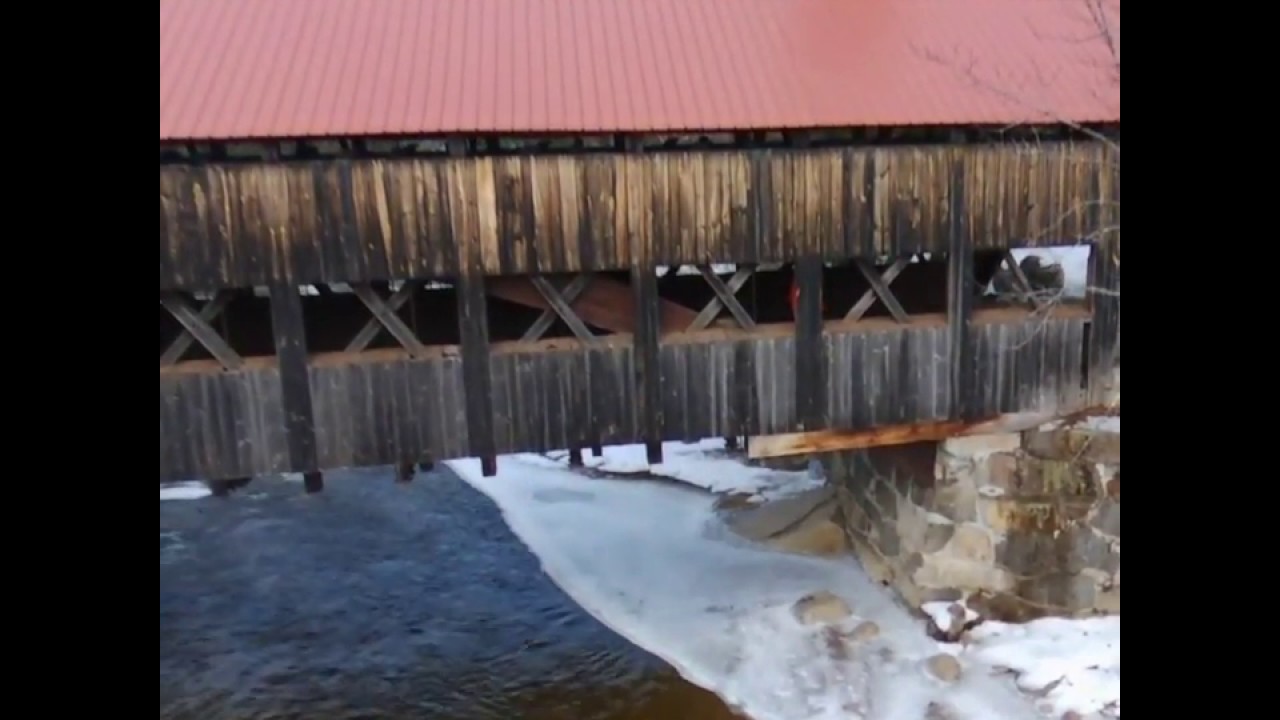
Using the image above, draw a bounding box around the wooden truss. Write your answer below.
[160,291,243,370]
[685,263,781,331]
[997,250,1049,311]
[845,256,911,323]
[345,282,427,357]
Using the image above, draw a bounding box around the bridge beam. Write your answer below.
[793,255,826,431]
[946,160,977,421]
[1087,234,1121,403]
[267,284,322,493]
[632,262,663,465]
[456,271,498,477]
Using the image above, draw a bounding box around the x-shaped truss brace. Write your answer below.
[999,251,1048,311]
[846,257,911,323]
[160,291,243,370]
[523,273,595,342]
[346,282,427,357]
[687,263,781,331]
[529,274,598,343]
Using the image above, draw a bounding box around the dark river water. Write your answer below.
[159,466,741,720]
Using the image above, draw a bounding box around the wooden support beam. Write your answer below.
[691,264,757,330]
[530,274,597,342]
[1087,236,1121,404]
[161,291,233,365]
[350,283,427,357]
[456,271,497,477]
[845,258,911,322]
[947,160,977,421]
[396,460,415,483]
[522,274,593,342]
[793,255,826,431]
[632,264,664,465]
[346,282,418,352]
[487,274,698,335]
[267,284,322,493]
[1002,251,1047,310]
[747,405,1111,460]
[160,292,243,370]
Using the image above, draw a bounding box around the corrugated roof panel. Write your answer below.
[159,0,1121,142]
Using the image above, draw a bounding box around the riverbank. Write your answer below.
[450,433,1121,720]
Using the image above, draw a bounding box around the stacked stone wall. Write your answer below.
[826,422,1120,620]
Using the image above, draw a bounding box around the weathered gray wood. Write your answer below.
[522,273,593,342]
[159,292,244,370]
[691,264,757,330]
[346,282,417,352]
[530,274,597,342]
[847,258,911,323]
[161,291,233,366]
[350,283,427,357]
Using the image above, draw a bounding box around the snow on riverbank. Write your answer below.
[531,437,823,501]
[159,481,212,501]
[449,439,1121,720]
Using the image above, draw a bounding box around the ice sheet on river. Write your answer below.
[450,442,1120,720]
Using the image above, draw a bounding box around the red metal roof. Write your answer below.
[159,0,1120,142]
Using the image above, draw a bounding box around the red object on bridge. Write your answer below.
[788,278,826,319]
[159,0,1120,142]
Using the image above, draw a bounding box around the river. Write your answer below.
[159,465,741,720]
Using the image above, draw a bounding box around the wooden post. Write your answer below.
[268,284,322,493]
[632,264,664,465]
[793,255,826,431]
[396,460,415,483]
[946,161,977,421]
[456,270,498,477]
[1086,235,1120,402]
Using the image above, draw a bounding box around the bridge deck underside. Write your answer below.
[159,311,1087,482]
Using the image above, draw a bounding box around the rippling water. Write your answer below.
[159,467,741,720]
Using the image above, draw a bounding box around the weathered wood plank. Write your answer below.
[159,312,1091,483]
[160,141,1117,289]
[747,403,1109,460]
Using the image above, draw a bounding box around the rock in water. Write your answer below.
[924,653,963,683]
[846,620,881,642]
[767,518,847,556]
[792,590,853,625]
[721,486,848,556]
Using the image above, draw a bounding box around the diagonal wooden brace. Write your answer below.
[846,257,911,323]
[530,275,597,342]
[161,291,233,366]
[346,281,418,352]
[691,264,757,330]
[160,291,244,370]
[350,283,427,357]
[1002,251,1048,310]
[522,274,593,342]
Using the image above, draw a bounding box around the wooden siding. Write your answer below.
[159,142,1118,290]
[159,314,1088,482]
